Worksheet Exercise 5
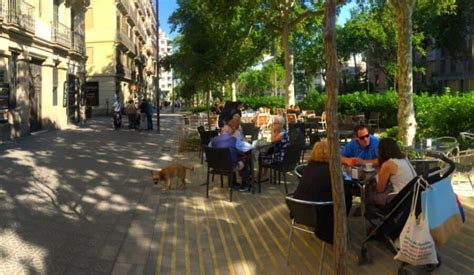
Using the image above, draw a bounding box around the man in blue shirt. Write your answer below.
[341,124,379,167]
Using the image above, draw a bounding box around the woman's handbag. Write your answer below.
[394,179,438,266]
[421,176,463,245]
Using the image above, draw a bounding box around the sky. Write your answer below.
[157,1,356,39]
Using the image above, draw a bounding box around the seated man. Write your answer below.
[341,124,379,167]
[209,122,252,192]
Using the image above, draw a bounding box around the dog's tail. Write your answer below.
[185,165,194,171]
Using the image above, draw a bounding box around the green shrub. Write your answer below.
[299,89,473,137]
[415,91,474,137]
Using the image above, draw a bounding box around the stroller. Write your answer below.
[358,152,456,274]
[112,111,122,129]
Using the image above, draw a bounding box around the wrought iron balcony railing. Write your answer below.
[52,21,71,47]
[116,32,136,55]
[72,32,85,55]
[3,0,35,33]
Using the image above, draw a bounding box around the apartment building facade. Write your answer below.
[85,0,157,115]
[158,29,172,102]
[422,33,474,92]
[0,0,89,141]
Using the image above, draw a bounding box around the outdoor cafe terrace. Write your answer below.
[162,113,474,274]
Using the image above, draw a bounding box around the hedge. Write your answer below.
[238,90,474,138]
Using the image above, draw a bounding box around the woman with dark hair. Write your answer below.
[366,138,417,206]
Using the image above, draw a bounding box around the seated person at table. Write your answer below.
[341,124,379,167]
[366,138,417,207]
[258,115,290,179]
[209,123,252,191]
[294,140,352,244]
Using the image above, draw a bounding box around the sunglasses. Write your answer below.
[357,134,370,140]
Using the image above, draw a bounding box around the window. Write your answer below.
[52,65,58,106]
[85,8,93,28]
[86,47,93,65]
[440,60,446,74]
[450,60,456,73]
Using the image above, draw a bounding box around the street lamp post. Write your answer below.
[155,0,160,133]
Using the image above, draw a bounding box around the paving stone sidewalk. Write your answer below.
[0,114,196,275]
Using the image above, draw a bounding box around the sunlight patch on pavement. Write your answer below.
[132,158,158,169]
[159,154,173,161]
[1,230,49,273]
[4,150,35,167]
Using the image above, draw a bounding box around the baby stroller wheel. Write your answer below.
[424,255,441,271]
[358,247,371,265]
[397,265,408,275]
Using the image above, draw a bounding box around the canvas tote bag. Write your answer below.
[421,176,463,245]
[394,179,438,266]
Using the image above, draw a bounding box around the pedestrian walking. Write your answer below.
[125,100,137,129]
[139,99,148,130]
[146,100,153,130]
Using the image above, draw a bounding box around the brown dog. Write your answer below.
[150,164,193,191]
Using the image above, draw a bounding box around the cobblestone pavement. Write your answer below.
[0,114,200,274]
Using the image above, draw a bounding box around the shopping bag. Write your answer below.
[394,180,438,266]
[421,176,463,246]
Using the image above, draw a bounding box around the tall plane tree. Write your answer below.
[388,0,417,145]
[323,0,347,273]
[260,0,324,109]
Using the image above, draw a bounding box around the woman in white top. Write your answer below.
[367,138,417,206]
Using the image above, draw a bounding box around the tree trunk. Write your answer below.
[206,86,211,131]
[274,70,278,96]
[282,6,295,109]
[323,0,347,274]
[353,53,359,83]
[389,0,417,146]
[231,81,237,101]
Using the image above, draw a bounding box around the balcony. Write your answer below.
[3,0,35,33]
[52,21,71,48]
[145,57,154,74]
[72,32,85,55]
[134,0,145,18]
[144,39,155,56]
[65,0,91,7]
[134,24,146,41]
[116,32,136,55]
[145,18,156,35]
[116,0,137,26]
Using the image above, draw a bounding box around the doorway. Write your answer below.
[29,61,42,132]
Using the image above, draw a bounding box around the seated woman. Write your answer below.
[258,115,289,180]
[294,140,352,244]
[366,138,417,207]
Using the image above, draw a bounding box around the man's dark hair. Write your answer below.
[377,138,406,166]
[353,124,369,136]
[218,119,225,128]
